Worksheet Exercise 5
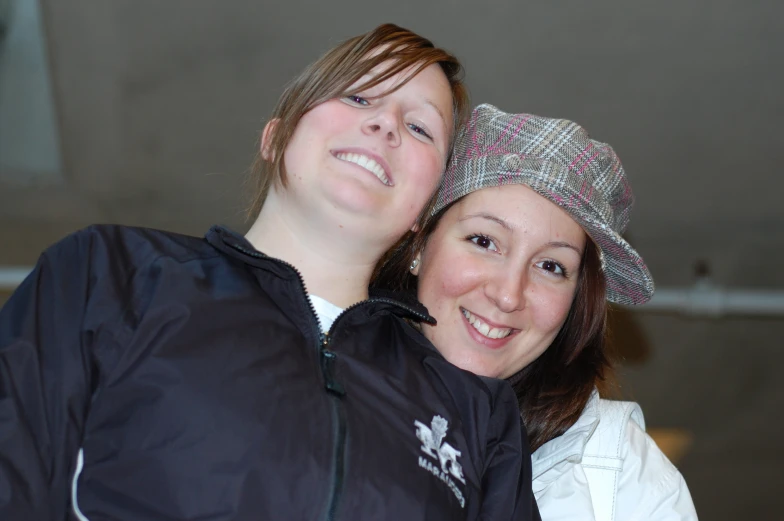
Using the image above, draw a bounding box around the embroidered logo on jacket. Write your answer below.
[414,415,466,508]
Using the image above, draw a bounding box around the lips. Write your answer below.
[333,149,392,186]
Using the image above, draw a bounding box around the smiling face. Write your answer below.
[273,62,454,246]
[414,184,588,379]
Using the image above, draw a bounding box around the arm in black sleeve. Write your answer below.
[0,232,97,519]
[478,380,541,521]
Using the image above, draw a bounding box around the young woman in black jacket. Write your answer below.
[0,24,539,521]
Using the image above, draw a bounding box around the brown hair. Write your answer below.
[371,200,611,452]
[247,23,469,220]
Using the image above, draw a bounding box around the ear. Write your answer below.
[260,119,280,160]
[409,252,422,276]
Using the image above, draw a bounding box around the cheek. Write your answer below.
[397,154,442,221]
[529,287,576,334]
[419,250,483,311]
[299,102,352,136]
[406,148,444,189]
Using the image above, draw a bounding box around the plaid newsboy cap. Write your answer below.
[434,103,654,305]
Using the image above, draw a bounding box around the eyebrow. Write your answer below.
[545,240,583,256]
[458,213,583,255]
[459,212,512,230]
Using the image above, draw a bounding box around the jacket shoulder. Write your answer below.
[583,398,645,462]
[586,399,698,521]
[406,324,518,412]
[396,323,524,442]
[43,225,218,278]
[614,417,698,519]
[62,224,216,260]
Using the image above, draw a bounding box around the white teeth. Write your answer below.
[462,309,513,340]
[336,152,391,186]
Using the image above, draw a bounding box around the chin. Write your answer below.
[449,356,499,379]
[325,183,385,215]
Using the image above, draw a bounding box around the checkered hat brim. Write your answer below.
[434,104,654,305]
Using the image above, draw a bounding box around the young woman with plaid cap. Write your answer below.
[0,31,541,521]
[375,104,698,520]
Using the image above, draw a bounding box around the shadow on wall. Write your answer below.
[607,305,652,366]
[599,305,651,408]
[601,306,693,465]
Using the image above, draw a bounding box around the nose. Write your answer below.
[362,106,402,147]
[484,266,527,313]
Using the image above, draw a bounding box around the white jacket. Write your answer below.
[531,391,698,521]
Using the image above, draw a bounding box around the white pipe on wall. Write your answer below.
[0,266,32,291]
[635,279,784,318]
[1,266,784,317]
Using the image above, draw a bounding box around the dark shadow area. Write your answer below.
[599,304,653,399]
[606,304,652,365]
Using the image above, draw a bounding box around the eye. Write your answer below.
[536,260,568,277]
[408,123,433,140]
[345,95,370,106]
[468,234,499,252]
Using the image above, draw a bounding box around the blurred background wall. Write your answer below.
[1,1,782,518]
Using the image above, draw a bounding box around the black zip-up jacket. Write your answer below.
[0,225,539,520]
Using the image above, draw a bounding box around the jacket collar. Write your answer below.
[205,225,285,270]
[531,389,601,489]
[204,225,436,325]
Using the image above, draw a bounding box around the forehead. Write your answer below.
[450,184,584,236]
[355,60,451,102]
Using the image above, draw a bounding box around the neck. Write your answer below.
[245,190,389,308]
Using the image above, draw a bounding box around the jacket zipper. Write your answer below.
[320,334,346,521]
[225,242,349,520]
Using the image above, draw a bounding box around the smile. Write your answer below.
[335,152,392,186]
[461,309,513,339]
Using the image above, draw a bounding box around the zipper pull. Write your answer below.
[320,349,345,396]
